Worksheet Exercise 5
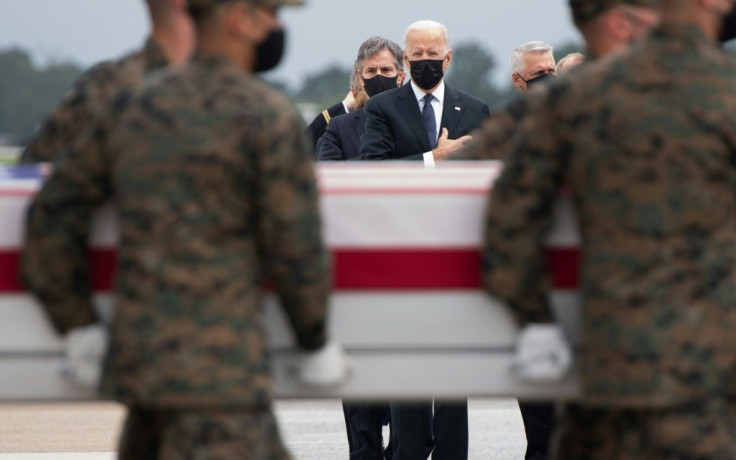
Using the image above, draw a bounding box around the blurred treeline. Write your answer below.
[0,50,81,145]
[0,40,585,145]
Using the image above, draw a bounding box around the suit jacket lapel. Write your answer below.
[441,85,463,137]
[353,109,366,139]
[395,84,431,151]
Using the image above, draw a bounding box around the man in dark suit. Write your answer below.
[317,37,406,460]
[305,86,355,151]
[359,20,490,167]
[316,37,405,162]
[359,20,490,460]
[315,107,365,161]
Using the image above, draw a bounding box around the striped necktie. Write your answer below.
[422,94,437,149]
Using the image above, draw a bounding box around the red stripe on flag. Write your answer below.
[88,249,118,291]
[545,247,580,289]
[334,249,483,289]
[0,251,20,292]
[0,248,579,293]
[0,249,118,293]
[333,248,579,290]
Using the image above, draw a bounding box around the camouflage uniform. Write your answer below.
[455,98,529,161]
[118,406,291,460]
[19,38,168,164]
[22,13,323,460]
[482,21,736,459]
[458,0,659,163]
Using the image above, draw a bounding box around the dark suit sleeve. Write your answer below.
[305,102,347,151]
[315,121,345,161]
[482,103,492,120]
[359,97,400,161]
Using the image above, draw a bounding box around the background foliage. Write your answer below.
[0,40,592,145]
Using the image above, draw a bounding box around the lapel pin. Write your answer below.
[455,107,461,111]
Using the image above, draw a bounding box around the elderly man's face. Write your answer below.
[404,29,451,71]
[513,52,556,93]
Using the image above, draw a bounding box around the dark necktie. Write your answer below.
[422,94,437,150]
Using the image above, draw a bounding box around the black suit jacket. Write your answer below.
[305,102,348,151]
[359,82,491,161]
[315,109,366,161]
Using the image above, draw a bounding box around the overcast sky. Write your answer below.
[0,1,583,90]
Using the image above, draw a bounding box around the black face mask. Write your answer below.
[720,8,736,42]
[521,72,556,88]
[363,74,399,97]
[254,28,285,72]
[409,59,445,91]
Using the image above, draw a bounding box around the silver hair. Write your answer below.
[353,36,405,79]
[510,41,555,74]
[403,20,450,54]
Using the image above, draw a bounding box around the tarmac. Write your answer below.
[0,399,527,459]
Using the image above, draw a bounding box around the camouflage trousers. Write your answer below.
[117,405,292,460]
[552,399,736,459]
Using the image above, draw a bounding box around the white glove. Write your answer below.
[61,323,109,390]
[297,339,352,387]
[510,323,572,382]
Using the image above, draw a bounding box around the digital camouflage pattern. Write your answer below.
[22,53,329,408]
[460,0,661,162]
[118,405,291,460]
[569,0,660,26]
[19,39,168,164]
[483,24,736,409]
[457,64,558,161]
[553,400,736,459]
[455,98,529,161]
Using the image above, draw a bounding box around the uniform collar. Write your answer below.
[191,52,240,70]
[651,23,714,47]
[141,37,170,73]
[190,52,247,79]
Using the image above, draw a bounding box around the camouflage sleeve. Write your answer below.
[20,63,112,164]
[481,89,567,325]
[455,99,527,161]
[252,100,330,351]
[21,117,113,334]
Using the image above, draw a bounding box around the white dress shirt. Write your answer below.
[410,80,445,168]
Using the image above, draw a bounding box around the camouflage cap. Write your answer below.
[187,0,303,10]
[569,0,659,26]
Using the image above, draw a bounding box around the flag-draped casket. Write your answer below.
[0,162,580,401]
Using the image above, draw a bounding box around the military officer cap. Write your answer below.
[187,0,303,11]
[570,0,659,26]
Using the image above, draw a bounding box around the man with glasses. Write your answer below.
[458,0,660,161]
[510,41,557,95]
